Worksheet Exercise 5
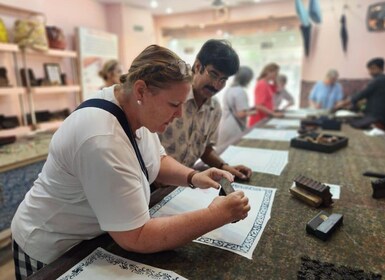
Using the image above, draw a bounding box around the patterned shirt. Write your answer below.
[159,90,222,168]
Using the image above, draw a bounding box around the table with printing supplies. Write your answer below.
[27,123,385,279]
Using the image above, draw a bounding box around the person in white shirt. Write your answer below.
[11,45,250,279]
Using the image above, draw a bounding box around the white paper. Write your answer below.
[284,108,327,119]
[326,183,341,199]
[57,247,187,280]
[364,127,385,137]
[335,110,359,118]
[243,128,298,142]
[220,145,289,176]
[266,118,301,128]
[150,184,276,259]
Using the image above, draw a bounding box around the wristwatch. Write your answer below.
[187,170,199,189]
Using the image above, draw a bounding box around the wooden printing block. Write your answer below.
[372,178,385,199]
[306,211,343,241]
[292,175,333,207]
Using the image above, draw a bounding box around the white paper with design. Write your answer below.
[57,247,187,280]
[244,128,298,142]
[220,145,288,176]
[266,118,301,128]
[150,184,276,259]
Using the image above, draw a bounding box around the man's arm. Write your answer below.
[201,145,252,180]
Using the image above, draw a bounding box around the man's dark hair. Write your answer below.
[367,57,384,70]
[195,39,240,76]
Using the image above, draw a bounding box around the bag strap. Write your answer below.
[76,99,149,181]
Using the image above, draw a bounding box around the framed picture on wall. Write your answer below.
[44,63,62,85]
[367,2,385,32]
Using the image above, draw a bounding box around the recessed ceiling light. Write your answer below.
[150,0,158,8]
[166,7,173,14]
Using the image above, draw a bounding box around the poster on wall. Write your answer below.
[77,27,118,101]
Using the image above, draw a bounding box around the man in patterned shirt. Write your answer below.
[159,39,252,180]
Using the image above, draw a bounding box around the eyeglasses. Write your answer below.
[204,67,228,87]
[167,60,192,77]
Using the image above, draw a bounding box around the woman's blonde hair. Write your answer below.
[258,63,280,80]
[99,59,119,81]
[120,45,192,92]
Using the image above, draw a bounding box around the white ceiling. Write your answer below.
[96,0,291,15]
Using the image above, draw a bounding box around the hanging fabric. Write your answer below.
[340,14,348,52]
[309,0,322,24]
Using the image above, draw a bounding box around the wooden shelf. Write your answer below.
[0,120,63,138]
[0,87,25,96]
[24,48,78,58]
[0,43,77,58]
[30,85,81,94]
[0,42,19,53]
[0,3,41,17]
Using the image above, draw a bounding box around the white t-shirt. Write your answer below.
[11,85,165,264]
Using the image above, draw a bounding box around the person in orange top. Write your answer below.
[249,63,284,127]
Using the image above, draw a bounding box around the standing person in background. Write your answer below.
[99,59,123,87]
[274,74,294,111]
[159,39,252,181]
[308,69,343,110]
[217,66,256,151]
[249,63,284,127]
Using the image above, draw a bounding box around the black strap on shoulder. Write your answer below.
[76,99,149,181]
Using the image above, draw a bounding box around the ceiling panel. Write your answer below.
[96,0,292,15]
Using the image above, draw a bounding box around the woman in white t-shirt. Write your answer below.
[11,45,250,279]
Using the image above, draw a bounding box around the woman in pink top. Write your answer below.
[249,63,284,126]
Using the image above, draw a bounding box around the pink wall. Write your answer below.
[105,4,156,70]
[301,0,385,80]
[154,0,385,81]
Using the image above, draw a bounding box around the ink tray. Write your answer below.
[290,132,348,153]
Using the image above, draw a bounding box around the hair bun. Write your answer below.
[119,74,127,83]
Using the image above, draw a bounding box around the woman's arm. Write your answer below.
[235,107,257,119]
[109,190,250,253]
[255,104,284,118]
[156,155,233,188]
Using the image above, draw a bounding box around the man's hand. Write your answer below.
[222,164,252,180]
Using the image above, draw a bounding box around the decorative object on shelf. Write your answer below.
[60,73,67,85]
[46,26,66,49]
[0,67,10,87]
[20,68,38,87]
[0,115,20,129]
[26,110,51,125]
[13,14,48,51]
[44,63,62,85]
[367,2,385,32]
[0,17,9,43]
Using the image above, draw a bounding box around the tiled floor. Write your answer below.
[0,243,15,280]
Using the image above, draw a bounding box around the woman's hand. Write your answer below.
[208,191,250,223]
[191,168,233,189]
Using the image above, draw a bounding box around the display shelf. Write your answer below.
[0,120,63,138]
[0,87,25,96]
[0,42,19,53]
[30,85,81,94]
[0,3,40,17]
[24,48,78,58]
